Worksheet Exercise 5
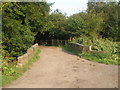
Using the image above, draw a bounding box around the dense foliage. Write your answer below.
[2,48,41,86]
[2,2,51,58]
[68,2,119,65]
[2,1,120,62]
[1,1,120,87]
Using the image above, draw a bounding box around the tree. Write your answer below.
[2,2,51,57]
[65,13,88,39]
[36,9,68,40]
[87,2,119,41]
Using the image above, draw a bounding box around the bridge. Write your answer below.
[6,46,118,88]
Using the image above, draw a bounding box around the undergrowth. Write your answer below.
[62,45,119,65]
[2,48,41,87]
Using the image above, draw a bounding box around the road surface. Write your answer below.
[6,46,118,88]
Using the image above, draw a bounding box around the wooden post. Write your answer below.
[57,40,59,45]
[46,40,47,45]
[62,40,63,45]
[70,37,71,41]
[65,41,66,45]
[59,40,61,45]
[63,40,65,45]
[89,45,92,51]
[60,40,62,45]
[52,39,53,45]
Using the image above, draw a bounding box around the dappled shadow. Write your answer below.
[61,47,81,57]
[39,45,81,56]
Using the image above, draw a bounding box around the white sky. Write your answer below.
[46,0,88,16]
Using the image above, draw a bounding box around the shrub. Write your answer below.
[91,38,118,54]
[2,60,16,76]
[2,48,41,87]
[72,35,92,45]
[2,65,16,76]
[70,36,119,65]
[73,36,118,54]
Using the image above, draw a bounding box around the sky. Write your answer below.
[46,0,88,16]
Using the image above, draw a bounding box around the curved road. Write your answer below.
[6,46,118,88]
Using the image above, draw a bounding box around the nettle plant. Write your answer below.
[2,60,16,76]
[92,38,118,54]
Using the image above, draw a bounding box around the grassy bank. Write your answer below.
[62,45,119,65]
[2,48,41,87]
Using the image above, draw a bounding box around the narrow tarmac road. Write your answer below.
[6,46,118,88]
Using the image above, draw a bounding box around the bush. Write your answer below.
[73,36,118,54]
[2,48,41,87]
[69,36,119,65]
[2,65,16,76]
[2,3,36,58]
[2,59,16,76]
[91,38,118,54]
[2,22,35,57]
[72,35,92,45]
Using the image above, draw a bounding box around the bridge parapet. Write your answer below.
[69,42,91,53]
[69,42,104,53]
[17,43,38,67]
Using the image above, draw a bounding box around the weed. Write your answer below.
[62,45,119,65]
[2,48,41,87]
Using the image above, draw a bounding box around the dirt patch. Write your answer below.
[6,46,118,88]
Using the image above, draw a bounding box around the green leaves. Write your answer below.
[87,2,119,41]
[2,1,119,61]
[65,14,88,38]
[2,2,52,58]
[92,38,118,54]
[37,10,68,40]
[2,66,16,76]
[2,2,51,57]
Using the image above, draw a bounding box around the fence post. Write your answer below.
[89,45,92,51]
[52,39,53,45]
[46,40,47,45]
[65,41,66,45]
[57,40,58,45]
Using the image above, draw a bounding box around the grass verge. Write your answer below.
[2,48,41,87]
[62,45,119,65]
